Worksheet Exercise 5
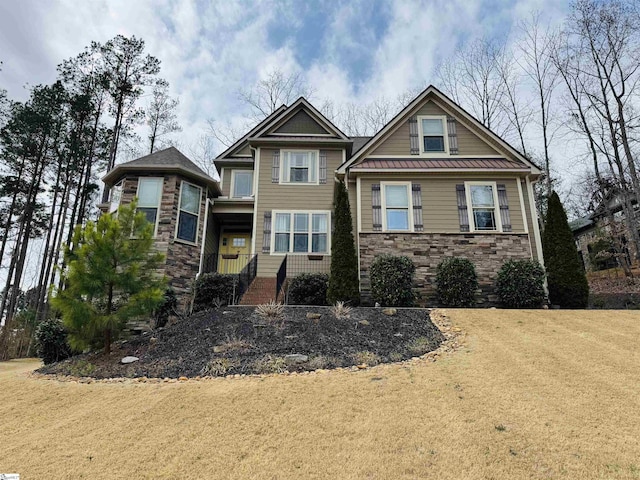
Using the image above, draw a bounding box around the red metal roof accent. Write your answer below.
[351,158,527,170]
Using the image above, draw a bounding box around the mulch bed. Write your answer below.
[37,306,444,379]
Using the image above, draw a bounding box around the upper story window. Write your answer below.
[382,182,412,231]
[281,150,318,184]
[176,181,202,243]
[109,181,122,213]
[137,178,163,232]
[232,170,253,198]
[466,182,501,232]
[418,116,448,154]
[273,211,329,253]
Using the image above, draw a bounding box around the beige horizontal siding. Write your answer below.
[359,174,526,234]
[255,147,344,276]
[370,100,501,157]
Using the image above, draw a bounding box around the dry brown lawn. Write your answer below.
[1,309,640,479]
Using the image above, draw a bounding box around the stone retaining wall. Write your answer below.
[359,233,533,306]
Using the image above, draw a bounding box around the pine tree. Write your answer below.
[542,191,589,308]
[327,179,360,305]
[50,201,166,354]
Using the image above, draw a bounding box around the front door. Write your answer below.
[219,233,251,274]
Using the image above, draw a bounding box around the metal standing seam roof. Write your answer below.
[350,158,529,170]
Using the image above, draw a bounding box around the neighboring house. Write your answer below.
[101,85,544,307]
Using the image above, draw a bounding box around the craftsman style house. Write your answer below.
[101,86,543,306]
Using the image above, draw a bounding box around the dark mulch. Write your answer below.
[38,306,444,379]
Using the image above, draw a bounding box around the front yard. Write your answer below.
[2,309,640,479]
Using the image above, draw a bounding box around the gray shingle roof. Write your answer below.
[350,136,372,155]
[102,147,220,193]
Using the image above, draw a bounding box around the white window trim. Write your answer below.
[381,181,414,232]
[270,209,332,255]
[464,181,503,233]
[137,177,163,237]
[109,181,123,213]
[280,149,320,185]
[174,180,202,245]
[230,169,254,198]
[417,115,449,157]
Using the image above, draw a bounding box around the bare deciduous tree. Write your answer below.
[146,79,181,154]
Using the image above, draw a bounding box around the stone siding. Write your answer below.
[119,173,207,310]
[359,233,533,306]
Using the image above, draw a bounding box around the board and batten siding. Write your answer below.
[254,148,344,276]
[371,100,501,157]
[359,175,526,234]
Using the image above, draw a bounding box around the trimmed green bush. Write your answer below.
[496,259,546,308]
[327,179,360,305]
[288,273,329,305]
[193,273,235,311]
[369,255,415,307]
[153,288,178,327]
[35,318,71,365]
[435,257,478,307]
[542,192,589,308]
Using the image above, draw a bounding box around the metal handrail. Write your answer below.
[275,255,287,301]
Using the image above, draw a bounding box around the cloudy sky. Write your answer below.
[1,0,571,155]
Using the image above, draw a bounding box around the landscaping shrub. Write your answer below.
[435,257,478,307]
[542,192,589,308]
[495,259,546,308]
[369,254,415,307]
[193,273,235,311]
[287,273,329,305]
[153,288,178,328]
[327,179,360,305]
[35,318,71,365]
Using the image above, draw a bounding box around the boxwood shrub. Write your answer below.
[35,318,71,365]
[369,254,415,307]
[435,257,478,307]
[153,288,178,328]
[496,259,546,308]
[193,273,236,311]
[288,273,329,305]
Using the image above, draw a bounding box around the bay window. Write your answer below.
[282,150,318,183]
[137,177,163,231]
[273,211,329,253]
[176,181,202,243]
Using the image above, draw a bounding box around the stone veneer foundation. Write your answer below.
[359,233,534,306]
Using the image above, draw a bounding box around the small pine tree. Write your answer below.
[51,201,166,354]
[542,191,589,308]
[327,179,360,305]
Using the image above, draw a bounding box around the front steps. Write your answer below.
[239,277,278,305]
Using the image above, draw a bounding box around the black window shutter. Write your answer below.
[456,184,470,232]
[372,184,382,231]
[272,151,280,183]
[319,151,327,184]
[412,184,423,232]
[409,116,419,155]
[447,116,459,155]
[497,184,512,232]
[262,211,272,252]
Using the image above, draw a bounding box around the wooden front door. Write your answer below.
[219,233,251,274]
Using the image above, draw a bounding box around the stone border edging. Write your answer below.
[28,309,465,384]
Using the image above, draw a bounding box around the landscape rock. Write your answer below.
[285,354,309,364]
[382,308,397,316]
[306,313,321,320]
[358,320,370,326]
[121,356,139,364]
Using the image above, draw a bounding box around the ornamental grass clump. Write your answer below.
[435,257,478,307]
